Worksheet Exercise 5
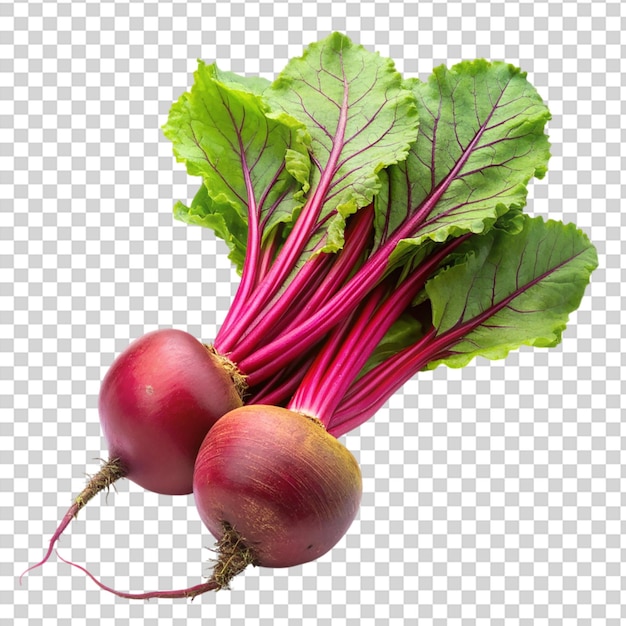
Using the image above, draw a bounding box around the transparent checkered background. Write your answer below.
[1,0,624,624]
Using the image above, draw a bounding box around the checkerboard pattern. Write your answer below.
[2,0,624,624]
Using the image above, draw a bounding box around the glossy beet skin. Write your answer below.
[193,405,363,568]
[99,329,242,495]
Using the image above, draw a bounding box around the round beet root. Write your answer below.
[193,404,362,570]
[99,328,243,495]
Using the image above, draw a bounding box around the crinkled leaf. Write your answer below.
[211,68,272,95]
[163,61,310,247]
[173,183,248,272]
[375,60,551,268]
[424,216,598,370]
[266,32,419,256]
[491,204,527,235]
[394,205,528,300]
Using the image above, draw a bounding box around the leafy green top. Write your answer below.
[376,60,552,268]
[425,216,598,369]
[163,33,597,433]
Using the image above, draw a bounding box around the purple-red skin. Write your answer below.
[193,405,362,568]
[99,329,242,495]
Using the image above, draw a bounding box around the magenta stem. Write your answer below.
[238,248,389,386]
[242,229,469,390]
[287,308,359,417]
[236,214,421,384]
[224,249,332,357]
[211,129,262,345]
[310,286,403,425]
[229,204,373,364]
[215,81,350,354]
[327,271,512,437]
[255,226,281,289]
[247,354,317,406]
[308,236,468,422]
[275,204,375,342]
[327,328,437,437]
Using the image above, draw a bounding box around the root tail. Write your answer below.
[54,521,257,600]
[19,457,126,583]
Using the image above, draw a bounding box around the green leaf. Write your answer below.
[163,61,310,247]
[358,313,424,377]
[375,60,552,268]
[424,216,598,369]
[173,183,248,272]
[266,32,419,255]
[211,67,272,95]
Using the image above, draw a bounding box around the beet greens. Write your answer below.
[165,38,595,414]
[30,32,597,599]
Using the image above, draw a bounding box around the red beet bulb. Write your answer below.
[21,328,243,581]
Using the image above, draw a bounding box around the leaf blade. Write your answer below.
[266,32,419,254]
[375,61,552,266]
[173,184,248,273]
[162,61,310,248]
[424,216,598,369]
